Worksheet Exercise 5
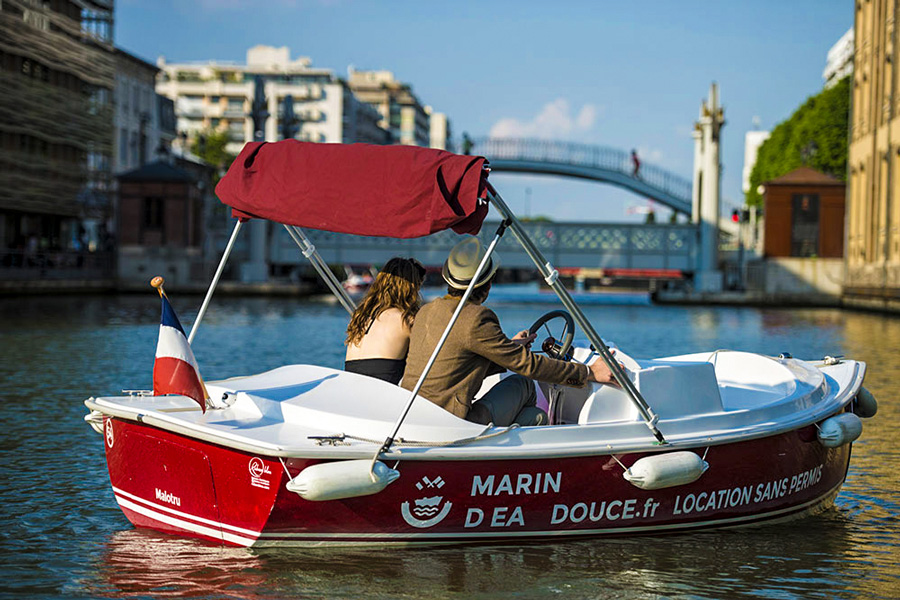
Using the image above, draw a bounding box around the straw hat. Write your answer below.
[442,237,501,290]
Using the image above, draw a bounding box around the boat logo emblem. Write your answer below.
[248,457,271,490]
[401,475,452,528]
[105,419,114,448]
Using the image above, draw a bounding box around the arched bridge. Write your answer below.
[469,138,693,215]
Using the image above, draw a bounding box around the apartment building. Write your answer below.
[347,68,440,147]
[156,46,387,155]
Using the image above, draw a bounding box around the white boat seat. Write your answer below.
[578,362,723,424]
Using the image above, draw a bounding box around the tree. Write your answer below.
[190,129,236,185]
[746,76,850,208]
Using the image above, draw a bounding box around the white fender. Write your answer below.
[853,387,878,418]
[287,459,400,501]
[623,451,709,490]
[817,412,863,448]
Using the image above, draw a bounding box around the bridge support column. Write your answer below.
[241,77,272,283]
[691,83,725,293]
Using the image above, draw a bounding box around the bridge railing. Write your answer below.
[272,221,698,272]
[469,137,693,207]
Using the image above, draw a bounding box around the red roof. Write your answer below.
[765,166,844,186]
[215,141,489,238]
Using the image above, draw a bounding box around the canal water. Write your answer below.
[0,292,898,599]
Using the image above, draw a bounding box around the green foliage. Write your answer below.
[190,129,236,185]
[746,76,850,208]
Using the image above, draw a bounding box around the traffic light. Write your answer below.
[731,209,740,223]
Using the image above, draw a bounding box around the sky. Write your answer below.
[116,0,852,222]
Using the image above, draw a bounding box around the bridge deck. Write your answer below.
[270,221,698,272]
[471,138,693,215]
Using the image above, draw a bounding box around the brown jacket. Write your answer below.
[400,296,590,418]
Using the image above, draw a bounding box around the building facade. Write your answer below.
[845,0,900,307]
[156,46,387,155]
[0,0,115,254]
[824,28,855,89]
[347,68,434,146]
[427,106,452,150]
[114,49,176,175]
[762,167,846,259]
[742,130,771,194]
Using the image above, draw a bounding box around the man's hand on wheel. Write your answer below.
[511,330,537,349]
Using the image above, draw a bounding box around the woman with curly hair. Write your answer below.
[344,257,426,384]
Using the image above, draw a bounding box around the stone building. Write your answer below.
[845,0,900,310]
[0,0,115,254]
[155,46,387,155]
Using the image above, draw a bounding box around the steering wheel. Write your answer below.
[528,310,575,360]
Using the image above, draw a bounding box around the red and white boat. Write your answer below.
[86,141,876,547]
[341,267,374,296]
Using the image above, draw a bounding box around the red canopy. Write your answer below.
[215,140,489,238]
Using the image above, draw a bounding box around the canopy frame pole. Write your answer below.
[485,183,667,445]
[188,219,243,345]
[284,225,356,315]
[369,220,510,475]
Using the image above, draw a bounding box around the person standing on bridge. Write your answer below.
[401,237,617,427]
[631,149,641,179]
[461,132,474,155]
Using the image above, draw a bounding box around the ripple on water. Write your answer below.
[1,296,898,599]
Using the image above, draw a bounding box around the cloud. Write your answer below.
[635,146,664,163]
[489,99,601,140]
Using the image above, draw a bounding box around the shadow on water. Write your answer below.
[1,295,899,599]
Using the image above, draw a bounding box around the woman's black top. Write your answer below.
[344,358,406,385]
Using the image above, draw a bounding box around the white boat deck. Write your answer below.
[86,349,865,460]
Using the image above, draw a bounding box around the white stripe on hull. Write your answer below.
[113,483,842,548]
[113,486,261,542]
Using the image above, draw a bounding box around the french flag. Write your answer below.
[153,295,208,412]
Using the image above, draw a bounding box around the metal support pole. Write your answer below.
[188,219,243,345]
[486,184,667,444]
[370,221,510,474]
[284,225,356,315]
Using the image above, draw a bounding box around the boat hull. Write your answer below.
[103,416,852,547]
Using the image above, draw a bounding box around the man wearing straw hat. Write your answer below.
[401,237,616,427]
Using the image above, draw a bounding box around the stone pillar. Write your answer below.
[692,83,725,293]
[241,78,271,283]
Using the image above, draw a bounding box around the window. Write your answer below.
[791,194,820,257]
[143,197,163,230]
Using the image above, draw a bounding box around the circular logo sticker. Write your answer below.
[105,418,114,449]
[249,457,266,478]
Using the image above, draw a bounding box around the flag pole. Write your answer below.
[150,276,210,408]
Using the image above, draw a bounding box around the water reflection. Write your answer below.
[83,512,885,600]
[90,530,268,599]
